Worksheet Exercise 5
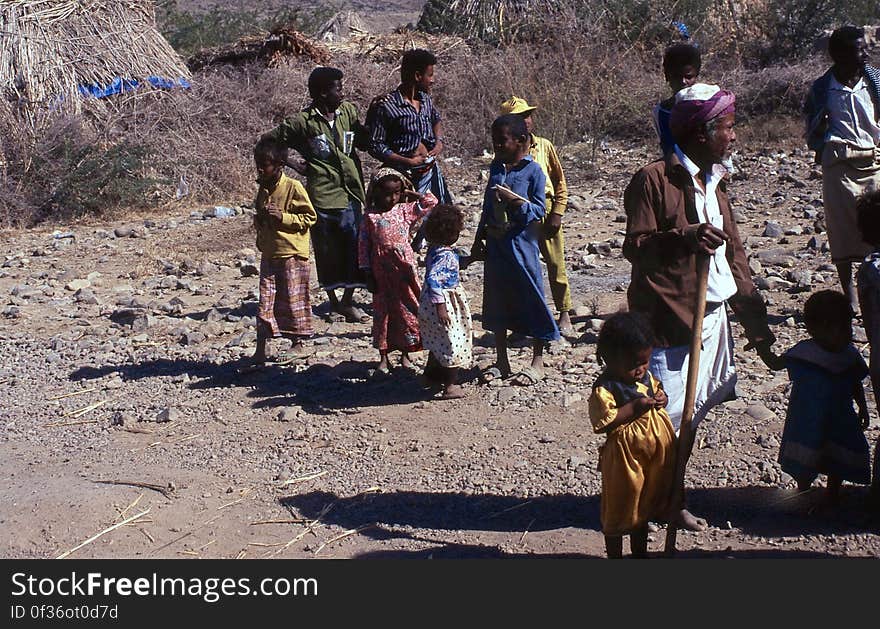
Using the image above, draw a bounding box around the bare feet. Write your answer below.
[557,311,575,337]
[400,353,415,370]
[439,384,466,399]
[336,303,370,323]
[509,365,544,386]
[672,509,707,532]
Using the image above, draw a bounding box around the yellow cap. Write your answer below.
[499,96,537,116]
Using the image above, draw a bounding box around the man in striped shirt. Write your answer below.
[368,48,453,249]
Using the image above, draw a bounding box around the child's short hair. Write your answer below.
[596,311,655,365]
[663,42,701,74]
[829,25,863,62]
[424,204,465,246]
[856,188,880,247]
[254,137,286,164]
[804,290,852,336]
[491,113,528,139]
[401,49,437,83]
[307,66,344,99]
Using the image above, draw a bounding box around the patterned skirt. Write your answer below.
[417,285,473,368]
[258,256,313,338]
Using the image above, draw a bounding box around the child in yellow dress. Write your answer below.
[589,311,677,558]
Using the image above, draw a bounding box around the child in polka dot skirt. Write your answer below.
[418,204,473,399]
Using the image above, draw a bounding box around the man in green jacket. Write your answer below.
[261,66,371,323]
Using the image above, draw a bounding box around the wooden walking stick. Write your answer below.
[664,253,710,557]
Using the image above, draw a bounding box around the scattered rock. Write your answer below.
[745,404,776,422]
[277,407,300,422]
[239,263,259,277]
[65,278,90,291]
[155,407,179,423]
[74,288,100,304]
[762,222,784,238]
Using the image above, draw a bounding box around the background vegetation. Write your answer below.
[2,0,880,226]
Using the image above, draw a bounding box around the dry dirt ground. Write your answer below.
[2,134,880,560]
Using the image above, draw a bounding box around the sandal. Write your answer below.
[274,345,315,365]
[510,366,544,386]
[236,362,266,375]
[369,365,392,380]
[479,366,504,384]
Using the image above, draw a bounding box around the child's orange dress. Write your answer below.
[589,370,676,536]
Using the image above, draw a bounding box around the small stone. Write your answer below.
[276,407,300,422]
[104,376,124,390]
[114,226,134,238]
[66,278,90,291]
[155,407,179,423]
[74,288,100,304]
[197,261,219,276]
[568,455,588,468]
[131,313,155,332]
[180,331,206,345]
[788,269,812,289]
[239,263,259,277]
[854,326,868,343]
[497,388,517,404]
[762,222,784,238]
[745,404,776,422]
[807,235,826,251]
[160,275,179,289]
[111,411,131,426]
[587,242,612,256]
[748,258,763,275]
[562,392,583,407]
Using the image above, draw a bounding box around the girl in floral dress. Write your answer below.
[358,168,438,374]
[418,204,473,399]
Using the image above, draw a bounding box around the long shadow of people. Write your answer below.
[282,485,878,553]
[686,485,879,537]
[280,490,601,538]
[69,355,437,415]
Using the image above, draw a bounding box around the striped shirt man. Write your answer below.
[368,88,442,161]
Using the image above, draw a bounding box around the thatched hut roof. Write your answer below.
[187,22,332,72]
[418,0,565,42]
[0,0,190,131]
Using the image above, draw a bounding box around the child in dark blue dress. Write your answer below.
[779,290,871,505]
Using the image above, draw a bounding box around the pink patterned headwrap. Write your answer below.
[669,83,736,143]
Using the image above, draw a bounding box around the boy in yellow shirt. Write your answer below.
[499,96,573,335]
[250,137,318,366]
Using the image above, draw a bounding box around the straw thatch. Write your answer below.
[316,11,369,43]
[0,0,191,132]
[418,0,565,42]
[188,22,332,72]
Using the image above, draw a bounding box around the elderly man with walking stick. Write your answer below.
[623,83,783,552]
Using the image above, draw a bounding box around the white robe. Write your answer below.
[649,305,737,433]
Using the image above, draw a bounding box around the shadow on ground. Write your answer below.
[281,484,879,554]
[69,355,461,412]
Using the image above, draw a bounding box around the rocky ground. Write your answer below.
[2,138,880,560]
